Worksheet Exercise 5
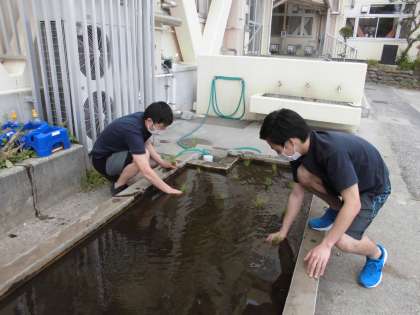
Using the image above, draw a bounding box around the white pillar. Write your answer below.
[261,0,274,55]
[223,0,247,55]
[201,0,233,55]
[170,0,203,63]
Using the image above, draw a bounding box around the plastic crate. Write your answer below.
[23,125,71,157]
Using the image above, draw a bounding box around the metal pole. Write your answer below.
[30,0,53,123]
[6,0,22,54]
[52,0,74,132]
[17,0,43,116]
[90,0,105,132]
[63,0,86,145]
[39,0,63,124]
[137,0,145,110]
[116,0,128,115]
[0,2,11,54]
[81,0,97,141]
[99,0,112,124]
[124,0,134,113]
[131,0,140,111]
[108,0,123,118]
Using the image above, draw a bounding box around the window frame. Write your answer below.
[344,2,416,41]
[271,4,316,38]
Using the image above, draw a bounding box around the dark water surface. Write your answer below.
[0,163,311,315]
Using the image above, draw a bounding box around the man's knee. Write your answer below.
[297,166,316,188]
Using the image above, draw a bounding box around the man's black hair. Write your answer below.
[259,109,311,145]
[144,101,173,126]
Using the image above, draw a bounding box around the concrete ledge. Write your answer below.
[18,145,86,213]
[0,166,34,234]
[283,196,325,315]
[0,195,135,297]
[0,152,196,298]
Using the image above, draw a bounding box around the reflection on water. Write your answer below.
[0,164,311,315]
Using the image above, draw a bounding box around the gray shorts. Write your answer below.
[345,177,391,240]
[92,151,132,182]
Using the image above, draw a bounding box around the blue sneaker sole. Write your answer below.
[308,223,333,231]
[363,247,388,288]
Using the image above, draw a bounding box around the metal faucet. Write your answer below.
[337,85,342,93]
[278,80,282,87]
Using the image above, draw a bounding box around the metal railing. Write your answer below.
[323,33,358,60]
[16,0,155,149]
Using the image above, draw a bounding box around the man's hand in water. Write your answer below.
[166,187,183,195]
[266,229,287,245]
[160,160,177,170]
[304,242,331,278]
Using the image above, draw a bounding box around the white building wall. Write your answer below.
[335,0,420,60]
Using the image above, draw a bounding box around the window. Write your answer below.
[303,17,313,36]
[271,4,314,38]
[271,15,285,36]
[345,18,356,36]
[403,3,416,14]
[357,18,378,37]
[273,4,285,14]
[400,18,413,38]
[376,18,398,38]
[369,4,402,14]
[287,16,302,35]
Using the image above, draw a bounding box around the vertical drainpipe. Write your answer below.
[260,0,273,55]
[323,8,331,56]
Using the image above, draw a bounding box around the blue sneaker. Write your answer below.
[308,207,338,231]
[359,244,388,288]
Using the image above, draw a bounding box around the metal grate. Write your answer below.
[83,91,114,138]
[40,20,70,126]
[77,25,111,80]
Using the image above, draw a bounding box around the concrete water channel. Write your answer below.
[0,155,319,314]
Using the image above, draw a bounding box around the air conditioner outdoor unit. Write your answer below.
[37,1,125,149]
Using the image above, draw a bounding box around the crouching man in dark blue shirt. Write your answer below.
[261,109,391,288]
[91,101,182,196]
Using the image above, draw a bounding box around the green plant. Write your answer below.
[264,176,273,189]
[0,130,35,169]
[271,163,278,174]
[180,183,187,193]
[191,138,198,147]
[397,55,415,71]
[339,26,353,42]
[163,154,177,165]
[243,159,251,167]
[414,58,420,73]
[286,181,294,189]
[254,195,267,209]
[394,0,420,62]
[67,130,79,144]
[81,169,107,191]
[367,59,379,67]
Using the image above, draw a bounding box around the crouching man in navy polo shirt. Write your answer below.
[91,101,182,196]
[261,109,391,288]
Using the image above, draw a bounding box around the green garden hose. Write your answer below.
[175,76,261,157]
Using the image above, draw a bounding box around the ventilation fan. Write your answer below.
[83,91,114,139]
[77,25,111,80]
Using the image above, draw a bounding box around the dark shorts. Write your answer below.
[91,151,133,182]
[345,175,391,240]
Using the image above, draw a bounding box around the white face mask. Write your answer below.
[147,123,162,135]
[281,142,302,161]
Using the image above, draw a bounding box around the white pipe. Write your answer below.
[0,87,32,96]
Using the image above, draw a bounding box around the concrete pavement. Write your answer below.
[315,84,420,314]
